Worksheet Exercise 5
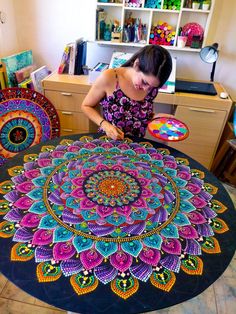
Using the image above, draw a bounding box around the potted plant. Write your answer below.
[192,0,200,9]
[202,1,210,10]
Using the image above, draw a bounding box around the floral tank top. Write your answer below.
[99,70,158,137]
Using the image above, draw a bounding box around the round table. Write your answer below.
[0,133,235,314]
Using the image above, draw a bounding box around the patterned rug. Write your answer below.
[0,134,235,314]
[0,88,60,165]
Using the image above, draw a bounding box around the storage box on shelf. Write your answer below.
[95,0,214,51]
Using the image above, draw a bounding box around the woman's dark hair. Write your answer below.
[122,45,172,88]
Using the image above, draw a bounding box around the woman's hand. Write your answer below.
[101,121,124,140]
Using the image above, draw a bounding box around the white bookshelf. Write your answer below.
[95,0,215,51]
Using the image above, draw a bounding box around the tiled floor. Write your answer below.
[0,184,235,314]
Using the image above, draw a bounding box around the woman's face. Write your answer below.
[132,59,160,91]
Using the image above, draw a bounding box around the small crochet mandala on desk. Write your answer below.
[0,134,235,314]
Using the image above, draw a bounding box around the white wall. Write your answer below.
[0,0,19,56]
[1,0,236,100]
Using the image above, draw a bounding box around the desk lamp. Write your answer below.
[200,43,219,82]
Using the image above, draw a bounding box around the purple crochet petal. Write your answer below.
[164,189,176,204]
[13,227,33,242]
[62,209,83,224]
[156,174,168,185]
[197,223,214,237]
[38,152,51,158]
[122,222,145,235]
[4,208,22,222]
[61,259,83,277]
[199,190,213,201]
[191,177,203,187]
[52,172,65,185]
[4,190,20,202]
[24,161,38,171]
[201,206,217,219]
[133,162,151,170]
[11,174,27,184]
[130,262,152,282]
[150,206,168,223]
[48,189,63,205]
[160,255,181,273]
[35,246,53,262]
[94,264,118,284]
[184,239,202,255]
[88,223,115,236]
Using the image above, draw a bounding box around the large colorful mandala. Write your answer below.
[0,135,235,313]
[0,88,60,165]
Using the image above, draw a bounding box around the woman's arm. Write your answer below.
[81,70,124,140]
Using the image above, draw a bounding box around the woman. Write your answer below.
[81,45,172,140]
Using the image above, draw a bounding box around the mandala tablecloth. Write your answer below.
[0,134,235,314]
[0,88,60,166]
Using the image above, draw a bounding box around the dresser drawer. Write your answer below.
[58,110,91,130]
[45,90,86,112]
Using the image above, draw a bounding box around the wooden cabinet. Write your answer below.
[96,0,215,51]
[42,73,97,136]
[169,105,227,168]
[154,83,233,169]
[42,73,233,170]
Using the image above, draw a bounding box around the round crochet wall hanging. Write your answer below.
[0,88,60,165]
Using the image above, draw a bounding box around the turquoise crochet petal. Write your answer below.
[121,240,143,257]
[142,234,162,249]
[95,241,118,257]
[52,158,66,166]
[39,215,58,229]
[180,200,196,212]
[161,224,179,238]
[27,188,43,200]
[73,235,93,253]
[173,213,191,226]
[40,166,54,176]
[179,189,194,200]
[53,226,73,243]
[29,201,47,214]
[172,177,187,188]
[32,176,47,187]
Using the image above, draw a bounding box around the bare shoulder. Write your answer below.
[94,68,116,89]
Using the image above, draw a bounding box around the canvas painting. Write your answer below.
[1,50,33,87]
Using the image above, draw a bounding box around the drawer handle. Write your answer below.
[62,129,73,132]
[61,111,73,115]
[61,92,72,96]
[189,107,216,113]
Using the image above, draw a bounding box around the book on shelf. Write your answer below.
[74,39,87,75]
[58,39,87,76]
[68,42,76,75]
[30,66,51,94]
[58,44,71,74]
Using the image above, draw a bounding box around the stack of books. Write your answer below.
[58,39,87,75]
